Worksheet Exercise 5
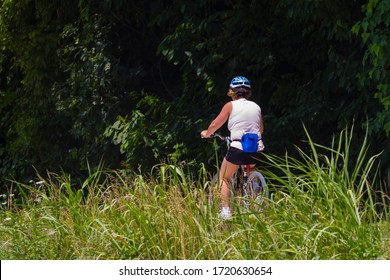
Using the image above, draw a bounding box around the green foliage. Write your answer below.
[104,93,175,168]
[153,0,378,153]
[352,0,390,135]
[1,0,390,192]
[0,1,164,188]
[104,92,209,171]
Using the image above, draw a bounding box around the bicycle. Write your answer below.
[209,133,269,213]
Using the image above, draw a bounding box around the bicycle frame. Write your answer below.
[241,164,251,202]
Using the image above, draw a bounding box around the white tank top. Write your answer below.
[228,98,262,151]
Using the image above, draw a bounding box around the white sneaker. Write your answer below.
[219,207,232,220]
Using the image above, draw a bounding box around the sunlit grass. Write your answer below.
[0,128,389,259]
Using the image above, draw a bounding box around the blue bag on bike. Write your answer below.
[241,133,259,153]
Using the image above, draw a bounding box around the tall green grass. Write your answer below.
[260,127,389,259]
[0,129,389,259]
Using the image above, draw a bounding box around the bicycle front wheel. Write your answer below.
[245,171,268,211]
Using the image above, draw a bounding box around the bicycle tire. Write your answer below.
[244,171,269,211]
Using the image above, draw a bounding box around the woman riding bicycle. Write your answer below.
[200,76,264,219]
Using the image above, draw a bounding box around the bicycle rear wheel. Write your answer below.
[244,171,268,211]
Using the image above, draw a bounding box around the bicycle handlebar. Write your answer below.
[201,132,231,144]
[210,133,231,144]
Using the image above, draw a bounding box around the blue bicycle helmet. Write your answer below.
[229,76,251,89]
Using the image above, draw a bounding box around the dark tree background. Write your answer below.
[1,0,389,191]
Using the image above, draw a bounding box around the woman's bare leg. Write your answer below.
[219,158,239,208]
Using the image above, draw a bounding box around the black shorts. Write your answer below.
[225,147,262,165]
